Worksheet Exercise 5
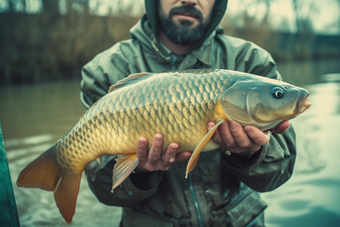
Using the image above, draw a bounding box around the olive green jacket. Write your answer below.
[81,0,296,224]
[81,18,296,227]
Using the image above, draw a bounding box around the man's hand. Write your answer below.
[209,120,290,156]
[136,133,191,172]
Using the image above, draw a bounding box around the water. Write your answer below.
[262,82,340,227]
[0,81,122,227]
[277,58,340,86]
[0,59,340,226]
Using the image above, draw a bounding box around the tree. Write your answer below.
[292,0,316,33]
[6,0,26,13]
[41,0,59,13]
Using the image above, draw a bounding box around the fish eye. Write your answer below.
[271,87,284,99]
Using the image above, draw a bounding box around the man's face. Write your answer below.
[158,0,215,45]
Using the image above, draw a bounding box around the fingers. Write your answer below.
[136,134,190,172]
[162,143,191,165]
[273,120,290,134]
[210,121,270,155]
[211,121,239,150]
[173,151,191,163]
[136,136,149,166]
[162,143,178,165]
[210,121,235,148]
[148,134,163,165]
[243,126,270,147]
[229,122,250,148]
[137,133,162,171]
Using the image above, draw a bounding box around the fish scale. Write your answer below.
[68,70,219,157]
[16,69,311,224]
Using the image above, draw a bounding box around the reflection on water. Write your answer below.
[0,60,340,226]
[278,58,340,86]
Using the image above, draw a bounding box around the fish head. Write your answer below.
[221,78,311,130]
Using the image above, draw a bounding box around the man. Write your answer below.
[81,0,295,226]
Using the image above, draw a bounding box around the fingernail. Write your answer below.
[139,138,147,145]
[230,122,237,131]
[169,157,176,163]
[169,144,178,153]
[207,122,214,131]
[155,137,161,143]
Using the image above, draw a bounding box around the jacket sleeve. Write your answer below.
[223,45,297,192]
[81,45,164,207]
[223,127,296,192]
[85,155,163,207]
[80,44,131,108]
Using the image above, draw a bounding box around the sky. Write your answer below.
[0,0,339,34]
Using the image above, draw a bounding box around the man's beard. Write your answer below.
[158,5,210,45]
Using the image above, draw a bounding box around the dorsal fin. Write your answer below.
[108,72,151,93]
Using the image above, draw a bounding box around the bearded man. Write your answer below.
[82,1,295,226]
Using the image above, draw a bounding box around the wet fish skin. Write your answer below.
[55,69,231,173]
[16,69,311,224]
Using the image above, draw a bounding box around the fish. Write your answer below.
[16,69,311,223]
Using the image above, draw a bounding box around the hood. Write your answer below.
[144,0,228,47]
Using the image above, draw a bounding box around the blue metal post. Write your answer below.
[0,120,20,226]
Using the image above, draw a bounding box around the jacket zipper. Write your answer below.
[188,173,204,227]
[171,55,178,71]
[172,55,202,226]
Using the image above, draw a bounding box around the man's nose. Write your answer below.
[180,0,198,6]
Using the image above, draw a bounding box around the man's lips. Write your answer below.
[173,13,199,20]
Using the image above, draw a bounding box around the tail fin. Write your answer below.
[17,145,82,224]
[17,145,62,191]
[54,173,81,224]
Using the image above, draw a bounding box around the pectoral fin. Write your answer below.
[185,119,226,178]
[111,154,139,191]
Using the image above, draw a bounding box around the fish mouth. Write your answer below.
[295,89,311,114]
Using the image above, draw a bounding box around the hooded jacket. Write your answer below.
[81,1,296,226]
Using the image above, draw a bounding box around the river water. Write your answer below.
[262,82,340,226]
[0,81,122,227]
[1,59,340,226]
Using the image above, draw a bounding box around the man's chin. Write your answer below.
[173,18,198,28]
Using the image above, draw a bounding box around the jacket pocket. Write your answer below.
[225,190,267,227]
[121,207,173,227]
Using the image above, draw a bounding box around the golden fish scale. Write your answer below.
[56,69,232,173]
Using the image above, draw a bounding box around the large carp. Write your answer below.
[17,69,311,223]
